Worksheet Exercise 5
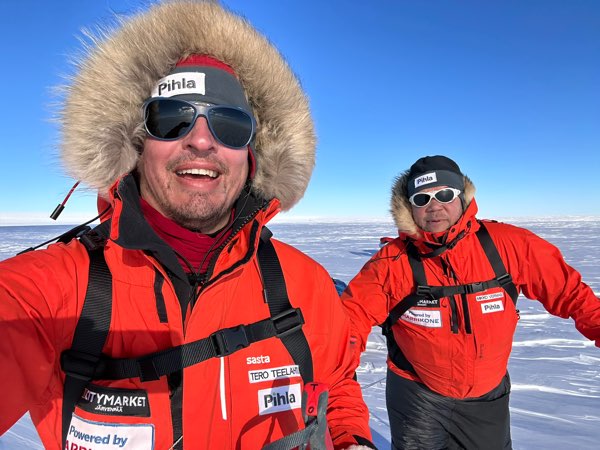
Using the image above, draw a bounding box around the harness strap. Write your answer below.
[64,308,305,382]
[258,227,314,384]
[475,222,518,306]
[61,243,112,448]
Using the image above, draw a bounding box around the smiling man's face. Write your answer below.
[138,116,248,233]
[411,185,463,233]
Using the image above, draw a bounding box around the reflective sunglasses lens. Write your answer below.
[412,193,431,207]
[145,100,195,140]
[434,189,457,203]
[208,107,253,148]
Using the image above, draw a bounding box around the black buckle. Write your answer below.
[497,273,513,287]
[137,355,161,382]
[465,282,486,294]
[79,230,106,251]
[60,350,100,381]
[416,286,433,298]
[271,308,304,338]
[211,325,250,357]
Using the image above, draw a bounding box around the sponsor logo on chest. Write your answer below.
[77,384,150,417]
[246,355,271,365]
[66,414,153,449]
[248,365,300,383]
[481,299,504,314]
[415,298,441,308]
[401,309,442,328]
[475,291,504,302]
[258,384,302,415]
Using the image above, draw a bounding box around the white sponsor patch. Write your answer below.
[481,300,504,314]
[475,291,504,302]
[401,309,442,328]
[258,383,302,416]
[66,414,154,449]
[151,72,206,98]
[414,172,437,189]
[248,365,300,384]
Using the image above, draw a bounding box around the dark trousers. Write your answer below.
[386,369,512,450]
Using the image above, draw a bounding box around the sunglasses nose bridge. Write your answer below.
[182,113,218,147]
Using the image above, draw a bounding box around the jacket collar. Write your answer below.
[401,200,480,257]
[104,173,274,282]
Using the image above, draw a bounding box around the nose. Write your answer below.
[426,198,443,210]
[182,116,216,151]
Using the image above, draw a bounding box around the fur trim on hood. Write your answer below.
[390,169,476,237]
[60,0,315,211]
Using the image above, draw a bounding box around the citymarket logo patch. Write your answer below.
[77,384,150,417]
[151,72,206,98]
[258,384,302,416]
[414,172,437,189]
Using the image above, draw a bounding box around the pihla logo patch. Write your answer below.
[414,172,437,189]
[151,72,206,98]
[258,384,302,416]
[481,300,504,314]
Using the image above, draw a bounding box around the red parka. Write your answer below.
[343,199,600,399]
[0,176,372,449]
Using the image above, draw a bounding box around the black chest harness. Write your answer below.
[382,222,519,373]
[58,224,317,449]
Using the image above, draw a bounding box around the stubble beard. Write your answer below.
[157,188,236,232]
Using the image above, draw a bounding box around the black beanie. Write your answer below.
[407,155,465,197]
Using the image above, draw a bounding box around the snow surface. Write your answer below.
[0,218,599,449]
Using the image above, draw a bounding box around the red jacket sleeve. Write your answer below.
[494,224,600,347]
[277,241,373,449]
[0,242,87,433]
[341,244,412,355]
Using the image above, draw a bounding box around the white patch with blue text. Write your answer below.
[66,414,154,449]
[401,309,442,328]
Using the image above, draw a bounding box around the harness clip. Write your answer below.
[60,350,100,381]
[211,325,250,357]
[416,285,433,298]
[271,308,305,338]
[497,273,513,287]
[466,282,485,294]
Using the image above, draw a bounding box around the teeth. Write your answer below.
[177,168,218,178]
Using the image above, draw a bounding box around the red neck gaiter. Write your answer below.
[140,198,231,274]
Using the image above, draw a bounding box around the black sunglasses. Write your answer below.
[143,98,255,149]
[409,188,461,208]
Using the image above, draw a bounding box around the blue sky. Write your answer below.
[1,0,599,225]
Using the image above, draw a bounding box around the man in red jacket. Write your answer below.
[0,2,374,449]
[342,155,600,449]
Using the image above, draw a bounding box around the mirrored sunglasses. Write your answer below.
[409,188,461,208]
[143,98,255,149]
